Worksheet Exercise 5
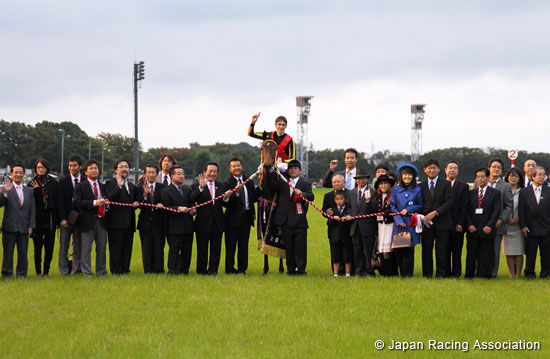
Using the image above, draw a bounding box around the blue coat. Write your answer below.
[390,185,423,246]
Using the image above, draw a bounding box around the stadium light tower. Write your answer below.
[296,96,313,178]
[410,104,426,162]
[133,61,145,183]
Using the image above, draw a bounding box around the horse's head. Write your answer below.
[261,140,277,167]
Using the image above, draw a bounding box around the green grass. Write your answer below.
[1,188,549,358]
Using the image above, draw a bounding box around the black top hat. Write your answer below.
[353,169,370,179]
[374,174,396,190]
[287,159,301,169]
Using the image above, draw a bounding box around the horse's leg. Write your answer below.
[263,255,269,275]
[279,258,284,273]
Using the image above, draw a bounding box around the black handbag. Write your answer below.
[371,237,383,270]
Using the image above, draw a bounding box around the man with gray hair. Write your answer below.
[523,159,537,187]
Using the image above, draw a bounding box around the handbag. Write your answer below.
[371,237,383,270]
[392,217,412,249]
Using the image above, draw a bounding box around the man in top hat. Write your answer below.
[347,169,378,276]
[269,159,314,275]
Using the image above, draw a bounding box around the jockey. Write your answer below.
[247,112,295,172]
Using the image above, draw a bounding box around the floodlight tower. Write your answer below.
[410,104,426,162]
[296,96,313,178]
[133,61,145,183]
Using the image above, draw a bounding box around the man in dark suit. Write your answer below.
[323,148,361,191]
[57,155,86,275]
[445,161,469,278]
[269,160,314,275]
[73,159,108,276]
[1,165,35,278]
[161,165,195,275]
[420,159,454,278]
[347,169,377,276]
[222,158,258,274]
[523,159,537,188]
[104,159,141,275]
[322,173,349,274]
[137,164,166,274]
[190,161,226,275]
[465,168,501,279]
[519,166,550,278]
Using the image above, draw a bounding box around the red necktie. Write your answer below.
[93,182,105,218]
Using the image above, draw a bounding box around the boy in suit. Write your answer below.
[465,168,501,279]
[1,165,36,278]
[327,190,353,277]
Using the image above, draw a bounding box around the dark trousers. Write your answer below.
[167,233,193,274]
[108,228,134,274]
[282,225,307,275]
[139,229,166,273]
[352,232,375,276]
[450,230,465,278]
[524,235,550,278]
[465,233,495,279]
[395,246,415,277]
[224,211,252,273]
[421,227,452,278]
[59,223,81,275]
[2,232,29,278]
[196,228,222,274]
[32,227,56,275]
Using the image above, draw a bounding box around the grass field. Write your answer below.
[1,188,549,358]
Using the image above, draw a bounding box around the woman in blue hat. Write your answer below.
[390,163,423,277]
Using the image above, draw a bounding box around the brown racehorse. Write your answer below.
[258,140,285,274]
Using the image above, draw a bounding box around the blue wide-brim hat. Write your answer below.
[397,162,418,176]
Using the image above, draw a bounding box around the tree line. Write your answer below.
[1,119,548,182]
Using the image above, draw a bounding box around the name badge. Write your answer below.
[408,201,414,205]
[377,215,384,222]
[475,208,483,215]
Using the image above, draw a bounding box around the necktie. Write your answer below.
[163,175,169,186]
[345,171,352,190]
[209,182,215,204]
[478,188,484,206]
[357,189,363,202]
[93,182,104,217]
[16,185,23,205]
[149,184,154,202]
[429,180,435,197]
[178,185,184,197]
[74,178,79,187]
[536,187,541,204]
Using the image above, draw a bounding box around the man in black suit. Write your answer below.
[420,159,454,278]
[104,159,141,275]
[465,168,501,279]
[519,166,550,278]
[190,161,226,275]
[1,165,36,278]
[161,165,195,275]
[269,160,314,275]
[347,169,377,276]
[73,159,107,276]
[137,164,166,274]
[323,148,361,191]
[322,173,348,274]
[222,158,258,274]
[445,160,469,278]
[57,155,86,275]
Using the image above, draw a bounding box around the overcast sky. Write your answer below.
[1,1,550,156]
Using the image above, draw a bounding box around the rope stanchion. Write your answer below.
[105,167,262,214]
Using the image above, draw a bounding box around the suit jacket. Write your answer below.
[104,178,141,231]
[57,173,86,222]
[450,179,469,228]
[0,185,36,233]
[156,172,172,185]
[518,185,550,236]
[420,177,454,231]
[466,186,501,238]
[493,179,513,236]
[269,175,314,229]
[137,182,166,232]
[347,186,377,237]
[222,175,258,228]
[161,183,194,235]
[327,205,351,244]
[73,180,106,232]
[190,181,226,233]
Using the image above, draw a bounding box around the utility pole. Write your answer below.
[59,129,65,175]
[133,61,145,183]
